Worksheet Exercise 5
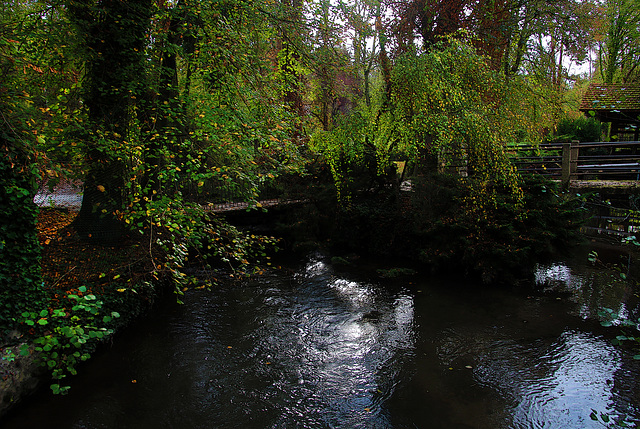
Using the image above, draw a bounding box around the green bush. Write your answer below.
[329,173,585,284]
[553,117,602,142]
[0,140,45,334]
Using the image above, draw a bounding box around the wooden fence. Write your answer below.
[509,141,640,186]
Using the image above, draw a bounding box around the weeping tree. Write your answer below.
[391,36,523,200]
[311,35,527,208]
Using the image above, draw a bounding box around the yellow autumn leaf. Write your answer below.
[97,185,105,192]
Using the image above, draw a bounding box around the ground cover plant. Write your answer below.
[2,207,278,395]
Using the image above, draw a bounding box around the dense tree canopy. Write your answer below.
[1,0,639,321]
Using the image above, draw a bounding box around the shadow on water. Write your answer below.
[2,248,640,428]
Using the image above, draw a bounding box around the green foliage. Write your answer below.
[0,166,44,332]
[411,174,584,283]
[18,286,121,394]
[0,5,291,397]
[121,196,279,301]
[330,173,584,284]
[313,35,540,209]
[598,0,640,84]
[553,117,602,142]
[309,112,387,204]
[42,0,299,292]
[391,35,524,203]
[308,34,589,282]
[0,6,47,332]
[2,1,87,182]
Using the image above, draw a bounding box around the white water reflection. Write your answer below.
[472,329,637,428]
[329,278,375,306]
[299,254,330,277]
[535,263,575,286]
[516,331,620,428]
[244,263,417,428]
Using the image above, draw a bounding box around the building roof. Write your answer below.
[580,83,640,112]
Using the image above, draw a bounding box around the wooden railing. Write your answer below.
[509,141,640,186]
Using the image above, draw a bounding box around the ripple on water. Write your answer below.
[2,254,640,429]
[475,329,639,429]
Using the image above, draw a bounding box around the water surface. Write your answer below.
[2,251,640,428]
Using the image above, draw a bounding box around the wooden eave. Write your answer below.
[580,83,640,123]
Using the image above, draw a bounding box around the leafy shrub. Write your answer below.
[0,134,45,334]
[329,173,585,284]
[17,286,121,394]
[413,174,585,283]
[553,117,602,143]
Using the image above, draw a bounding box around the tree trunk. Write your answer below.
[67,0,153,244]
[280,0,305,121]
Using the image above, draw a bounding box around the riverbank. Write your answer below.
[0,208,158,417]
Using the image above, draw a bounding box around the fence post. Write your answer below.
[562,140,579,188]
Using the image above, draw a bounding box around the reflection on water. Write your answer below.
[477,330,634,429]
[2,252,640,428]
[535,252,638,323]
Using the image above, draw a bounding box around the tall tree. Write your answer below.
[598,0,640,83]
[277,0,305,120]
[338,0,382,108]
[66,0,153,243]
[391,0,469,51]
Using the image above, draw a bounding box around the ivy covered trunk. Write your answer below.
[66,0,153,244]
[0,30,46,331]
[0,137,44,332]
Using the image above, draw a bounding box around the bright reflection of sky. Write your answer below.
[329,278,375,306]
[269,255,417,426]
[476,330,633,429]
[535,263,574,286]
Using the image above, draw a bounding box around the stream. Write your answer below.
[2,246,640,428]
